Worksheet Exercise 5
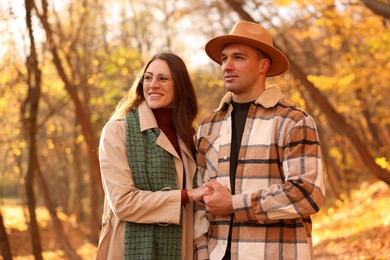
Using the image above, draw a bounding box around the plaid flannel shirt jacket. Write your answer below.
[194,86,326,260]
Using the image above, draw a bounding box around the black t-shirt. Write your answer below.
[229,100,253,194]
[224,100,254,260]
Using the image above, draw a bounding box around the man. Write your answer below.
[194,21,326,260]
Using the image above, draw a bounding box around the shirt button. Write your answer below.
[224,156,227,160]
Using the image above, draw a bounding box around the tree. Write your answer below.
[33,0,102,242]
[20,1,83,258]
[22,0,44,258]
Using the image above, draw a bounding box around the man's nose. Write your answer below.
[222,58,233,71]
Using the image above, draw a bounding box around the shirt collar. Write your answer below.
[215,85,284,112]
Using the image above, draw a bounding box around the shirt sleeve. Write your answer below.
[193,189,210,259]
[99,120,182,224]
[233,115,326,223]
[193,128,210,259]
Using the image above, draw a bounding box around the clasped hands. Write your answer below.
[188,181,234,216]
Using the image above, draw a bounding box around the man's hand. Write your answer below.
[203,181,233,216]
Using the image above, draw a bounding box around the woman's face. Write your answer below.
[142,59,175,109]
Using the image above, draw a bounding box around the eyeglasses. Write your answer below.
[140,73,173,85]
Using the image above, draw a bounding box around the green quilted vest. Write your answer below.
[123,108,182,260]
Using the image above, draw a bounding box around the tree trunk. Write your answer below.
[24,169,43,260]
[355,88,384,149]
[0,211,13,260]
[22,1,44,259]
[224,0,390,185]
[34,163,81,259]
[34,0,101,242]
[68,118,84,222]
[361,0,390,19]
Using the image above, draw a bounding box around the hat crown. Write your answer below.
[230,21,273,47]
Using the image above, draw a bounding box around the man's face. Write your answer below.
[220,43,267,102]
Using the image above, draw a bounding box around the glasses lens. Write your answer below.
[142,74,153,84]
[158,75,170,84]
[141,73,171,85]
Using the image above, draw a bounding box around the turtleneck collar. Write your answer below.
[152,108,174,128]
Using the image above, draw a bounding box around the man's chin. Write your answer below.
[226,85,238,94]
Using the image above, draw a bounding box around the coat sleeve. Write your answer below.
[99,120,182,224]
[193,182,210,259]
[233,115,326,223]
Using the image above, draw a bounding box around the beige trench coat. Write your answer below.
[96,102,195,260]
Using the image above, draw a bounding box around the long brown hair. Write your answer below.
[111,52,198,155]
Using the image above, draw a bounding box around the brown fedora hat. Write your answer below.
[205,21,290,77]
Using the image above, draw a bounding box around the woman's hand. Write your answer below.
[187,185,213,202]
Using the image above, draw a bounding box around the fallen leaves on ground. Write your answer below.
[313,181,390,259]
[1,181,389,259]
[1,204,96,259]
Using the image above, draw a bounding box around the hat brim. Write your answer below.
[205,35,290,77]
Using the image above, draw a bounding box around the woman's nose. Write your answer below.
[149,76,160,87]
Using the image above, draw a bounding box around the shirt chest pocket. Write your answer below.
[197,135,221,181]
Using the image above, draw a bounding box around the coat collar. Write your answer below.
[137,101,195,164]
[138,101,158,132]
[215,85,284,112]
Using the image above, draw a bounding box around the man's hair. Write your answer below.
[256,49,271,62]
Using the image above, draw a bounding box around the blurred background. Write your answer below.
[0,0,389,259]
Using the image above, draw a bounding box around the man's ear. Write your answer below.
[260,59,270,74]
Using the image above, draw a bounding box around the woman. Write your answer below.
[96,53,209,260]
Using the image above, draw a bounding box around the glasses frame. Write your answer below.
[140,73,173,86]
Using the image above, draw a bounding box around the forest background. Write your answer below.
[0,0,389,259]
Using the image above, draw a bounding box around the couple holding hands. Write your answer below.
[96,21,325,260]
